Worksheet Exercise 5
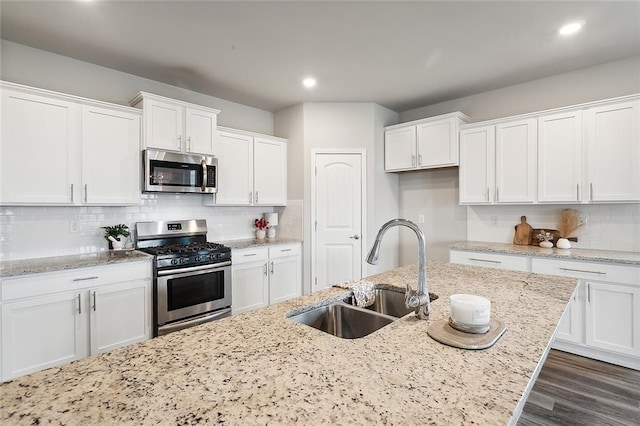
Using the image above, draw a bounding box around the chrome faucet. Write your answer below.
[365,218,431,320]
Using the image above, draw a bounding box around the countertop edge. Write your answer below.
[449,242,640,266]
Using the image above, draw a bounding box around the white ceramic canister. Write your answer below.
[450,294,491,326]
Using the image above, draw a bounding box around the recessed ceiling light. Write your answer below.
[558,21,584,36]
[302,77,317,89]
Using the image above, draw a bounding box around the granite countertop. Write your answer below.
[0,251,153,278]
[218,237,302,250]
[450,241,640,266]
[0,261,577,425]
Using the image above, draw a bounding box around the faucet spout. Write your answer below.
[365,218,430,320]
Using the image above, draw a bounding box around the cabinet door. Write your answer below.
[143,98,183,151]
[216,131,254,205]
[1,292,87,380]
[417,118,458,168]
[538,110,583,203]
[232,261,269,315]
[495,118,537,203]
[1,88,80,204]
[89,280,151,354]
[459,126,495,203]
[554,283,583,344]
[384,126,416,171]
[185,107,217,155]
[81,105,141,205]
[584,100,640,202]
[585,281,640,357]
[254,138,287,205]
[269,255,302,305]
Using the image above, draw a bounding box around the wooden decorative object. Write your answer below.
[513,216,533,245]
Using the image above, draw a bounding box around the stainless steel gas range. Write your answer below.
[135,219,232,336]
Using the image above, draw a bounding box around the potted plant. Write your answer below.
[556,209,583,249]
[102,224,130,250]
[254,217,268,239]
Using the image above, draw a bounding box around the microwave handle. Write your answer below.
[201,159,207,192]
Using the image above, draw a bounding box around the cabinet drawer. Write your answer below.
[449,250,530,272]
[268,243,301,259]
[232,247,268,265]
[1,261,151,301]
[531,258,639,285]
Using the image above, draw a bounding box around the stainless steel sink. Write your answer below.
[289,303,396,339]
[344,287,440,318]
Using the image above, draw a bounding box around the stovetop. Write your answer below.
[143,241,228,256]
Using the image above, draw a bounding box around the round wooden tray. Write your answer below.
[427,317,506,350]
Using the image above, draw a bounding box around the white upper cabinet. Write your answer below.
[384,112,469,172]
[459,118,537,204]
[1,82,141,206]
[537,110,583,203]
[459,125,495,203]
[216,130,254,205]
[384,126,416,170]
[212,128,287,206]
[458,94,639,205]
[81,105,141,205]
[1,86,80,204]
[584,100,640,202]
[495,118,537,203]
[254,137,287,206]
[130,92,219,156]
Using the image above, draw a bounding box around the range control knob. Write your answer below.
[170,259,178,265]
[195,256,202,262]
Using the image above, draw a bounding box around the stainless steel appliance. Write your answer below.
[135,219,231,336]
[143,149,217,193]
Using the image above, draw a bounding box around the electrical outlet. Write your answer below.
[69,221,79,233]
[491,216,499,227]
[418,214,425,224]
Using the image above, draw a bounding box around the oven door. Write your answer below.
[156,261,231,325]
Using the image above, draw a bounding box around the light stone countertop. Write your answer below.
[218,237,302,250]
[0,261,576,425]
[0,251,153,278]
[450,241,640,266]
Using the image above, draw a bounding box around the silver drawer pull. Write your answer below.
[469,258,501,264]
[73,276,99,281]
[559,267,605,275]
[243,253,257,257]
[280,248,292,252]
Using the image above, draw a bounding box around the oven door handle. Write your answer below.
[157,261,232,277]
[158,308,232,335]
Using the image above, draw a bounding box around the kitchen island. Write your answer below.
[0,261,576,425]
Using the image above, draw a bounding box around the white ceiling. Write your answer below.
[1,1,639,113]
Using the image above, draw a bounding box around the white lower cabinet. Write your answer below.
[531,257,639,369]
[449,250,530,272]
[232,243,301,315]
[1,261,152,381]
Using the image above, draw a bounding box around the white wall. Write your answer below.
[275,102,400,294]
[400,56,640,123]
[0,194,274,261]
[467,204,640,252]
[1,40,274,134]
[396,56,640,263]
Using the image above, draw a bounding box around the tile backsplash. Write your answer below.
[467,204,640,252]
[0,193,295,261]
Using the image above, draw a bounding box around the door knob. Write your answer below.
[349,235,360,240]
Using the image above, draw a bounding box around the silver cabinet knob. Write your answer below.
[349,235,360,240]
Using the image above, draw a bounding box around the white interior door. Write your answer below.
[313,152,364,291]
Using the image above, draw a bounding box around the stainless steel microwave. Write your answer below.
[143,149,217,194]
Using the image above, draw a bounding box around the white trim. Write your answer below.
[310,149,367,292]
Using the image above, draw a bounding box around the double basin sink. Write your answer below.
[289,287,438,339]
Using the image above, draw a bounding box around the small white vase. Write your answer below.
[267,227,276,238]
[539,240,553,248]
[556,238,571,249]
[256,229,266,239]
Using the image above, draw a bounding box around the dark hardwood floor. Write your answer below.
[518,349,640,426]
